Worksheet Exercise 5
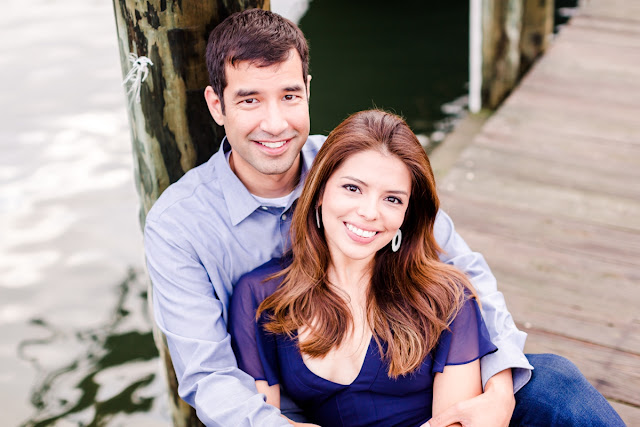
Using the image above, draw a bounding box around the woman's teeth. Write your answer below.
[346,223,377,238]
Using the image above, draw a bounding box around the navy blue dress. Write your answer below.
[229,258,497,427]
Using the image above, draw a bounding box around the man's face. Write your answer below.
[205,50,311,191]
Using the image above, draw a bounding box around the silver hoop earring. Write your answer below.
[315,206,321,229]
[391,229,402,252]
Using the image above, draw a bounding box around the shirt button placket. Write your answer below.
[280,208,292,251]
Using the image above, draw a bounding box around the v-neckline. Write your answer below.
[294,335,378,387]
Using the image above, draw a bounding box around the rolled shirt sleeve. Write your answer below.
[433,210,533,392]
[145,219,290,427]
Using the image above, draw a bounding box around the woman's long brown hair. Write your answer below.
[257,110,477,377]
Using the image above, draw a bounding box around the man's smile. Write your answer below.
[255,138,291,149]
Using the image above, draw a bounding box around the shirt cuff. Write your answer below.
[480,340,534,394]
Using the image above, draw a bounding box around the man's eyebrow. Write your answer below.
[284,84,305,92]
[234,85,304,98]
[341,176,409,196]
[233,89,259,98]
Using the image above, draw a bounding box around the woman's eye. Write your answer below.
[343,184,360,193]
[386,196,402,204]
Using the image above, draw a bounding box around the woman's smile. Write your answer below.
[319,149,411,264]
[344,222,379,240]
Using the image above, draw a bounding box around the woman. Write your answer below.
[229,110,496,427]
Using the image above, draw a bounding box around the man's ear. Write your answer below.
[204,86,225,126]
[306,75,312,101]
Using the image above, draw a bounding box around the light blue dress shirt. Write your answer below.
[144,135,533,426]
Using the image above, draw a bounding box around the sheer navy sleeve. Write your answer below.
[228,258,284,386]
[432,293,498,373]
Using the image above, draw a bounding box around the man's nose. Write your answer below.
[260,102,288,136]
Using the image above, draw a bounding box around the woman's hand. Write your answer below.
[426,369,515,427]
[286,421,321,427]
[257,381,321,427]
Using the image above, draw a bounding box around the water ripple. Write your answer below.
[18,269,167,426]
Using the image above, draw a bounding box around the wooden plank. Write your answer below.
[441,164,640,230]
[563,18,640,48]
[570,15,640,37]
[451,143,640,200]
[518,76,640,111]
[502,267,639,354]
[505,87,640,126]
[516,73,640,111]
[527,40,640,87]
[439,195,640,267]
[483,106,640,146]
[435,222,640,353]
[472,130,640,180]
[609,400,640,427]
[564,15,640,37]
[522,328,640,407]
[580,0,640,23]
[494,96,640,146]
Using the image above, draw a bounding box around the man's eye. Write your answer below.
[241,98,257,104]
[343,184,360,193]
[283,94,296,101]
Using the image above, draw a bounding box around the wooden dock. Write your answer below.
[434,0,640,424]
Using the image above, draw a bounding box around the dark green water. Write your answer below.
[301,0,470,139]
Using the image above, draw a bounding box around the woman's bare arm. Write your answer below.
[431,360,482,427]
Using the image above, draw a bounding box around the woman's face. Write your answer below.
[319,149,412,266]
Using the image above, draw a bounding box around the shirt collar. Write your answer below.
[216,137,314,226]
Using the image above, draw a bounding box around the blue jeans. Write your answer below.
[511,354,625,426]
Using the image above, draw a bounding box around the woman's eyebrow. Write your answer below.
[341,176,367,186]
[341,176,409,196]
[387,190,409,196]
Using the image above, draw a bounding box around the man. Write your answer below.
[144,9,623,427]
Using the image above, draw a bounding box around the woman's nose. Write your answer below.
[356,197,378,220]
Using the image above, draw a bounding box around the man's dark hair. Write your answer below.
[206,9,310,114]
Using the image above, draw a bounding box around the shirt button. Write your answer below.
[281,214,287,221]
[261,206,268,211]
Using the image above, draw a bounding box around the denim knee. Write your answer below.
[510,353,624,427]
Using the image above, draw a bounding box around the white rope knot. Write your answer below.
[122,52,153,105]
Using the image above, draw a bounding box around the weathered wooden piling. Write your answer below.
[473,0,554,110]
[112,1,269,425]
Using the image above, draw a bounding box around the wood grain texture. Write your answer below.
[610,400,640,427]
[519,0,553,74]
[438,0,640,417]
[522,328,640,407]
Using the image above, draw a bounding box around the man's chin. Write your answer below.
[257,164,298,176]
